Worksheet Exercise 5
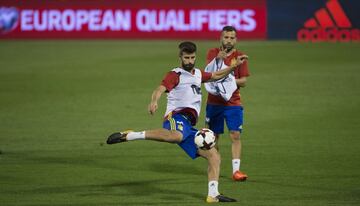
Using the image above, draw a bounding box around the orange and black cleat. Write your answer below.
[232,171,248,181]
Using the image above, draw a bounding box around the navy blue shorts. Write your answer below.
[206,105,244,135]
[163,114,199,159]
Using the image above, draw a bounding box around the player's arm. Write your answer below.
[235,56,250,87]
[236,77,247,87]
[208,55,248,82]
[148,85,166,115]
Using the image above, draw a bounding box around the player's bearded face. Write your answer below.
[221,31,237,53]
[222,42,234,52]
[182,62,195,71]
[181,53,196,71]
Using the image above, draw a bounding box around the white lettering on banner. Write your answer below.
[177,10,190,30]
[195,10,208,31]
[137,9,197,32]
[166,10,178,30]
[209,10,226,31]
[48,10,61,30]
[227,10,241,30]
[102,10,114,30]
[19,9,256,32]
[20,9,131,31]
[115,11,131,31]
[76,10,88,30]
[21,10,33,31]
[88,10,101,31]
[136,9,257,32]
[136,9,149,31]
[33,10,46,31]
[62,10,75,31]
[242,10,256,31]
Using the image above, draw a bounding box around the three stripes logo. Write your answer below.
[297,0,359,42]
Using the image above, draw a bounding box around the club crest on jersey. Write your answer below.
[177,121,184,131]
[231,58,238,67]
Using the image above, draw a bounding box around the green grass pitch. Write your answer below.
[0,40,359,206]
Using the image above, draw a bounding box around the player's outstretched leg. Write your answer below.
[106,129,182,145]
[197,148,237,203]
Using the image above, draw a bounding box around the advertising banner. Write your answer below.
[0,0,267,39]
[267,0,359,42]
[297,0,359,42]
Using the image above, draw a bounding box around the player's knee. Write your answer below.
[168,130,183,143]
[229,131,240,141]
[208,148,221,164]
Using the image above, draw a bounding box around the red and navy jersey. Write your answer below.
[206,48,250,106]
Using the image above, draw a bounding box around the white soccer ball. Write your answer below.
[194,128,216,150]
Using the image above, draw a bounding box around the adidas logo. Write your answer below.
[297,0,359,42]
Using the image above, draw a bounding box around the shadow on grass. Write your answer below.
[248,177,357,192]
[23,178,203,205]
[147,162,205,176]
[3,150,209,204]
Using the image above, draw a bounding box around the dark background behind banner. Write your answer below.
[267,0,360,40]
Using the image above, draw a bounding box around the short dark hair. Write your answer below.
[222,25,236,33]
[178,41,197,55]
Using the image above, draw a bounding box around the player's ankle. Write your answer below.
[126,131,145,141]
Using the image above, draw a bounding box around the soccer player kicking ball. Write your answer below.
[107,41,248,203]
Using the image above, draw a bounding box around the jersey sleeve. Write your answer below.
[234,52,250,78]
[201,70,212,83]
[161,71,180,92]
[234,61,250,78]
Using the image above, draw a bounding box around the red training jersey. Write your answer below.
[206,48,250,106]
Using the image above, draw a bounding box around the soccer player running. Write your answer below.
[205,26,250,181]
[107,41,248,203]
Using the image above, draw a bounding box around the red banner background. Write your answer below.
[0,0,267,39]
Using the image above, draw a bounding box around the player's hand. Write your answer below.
[234,55,249,67]
[148,102,158,115]
[217,47,227,59]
